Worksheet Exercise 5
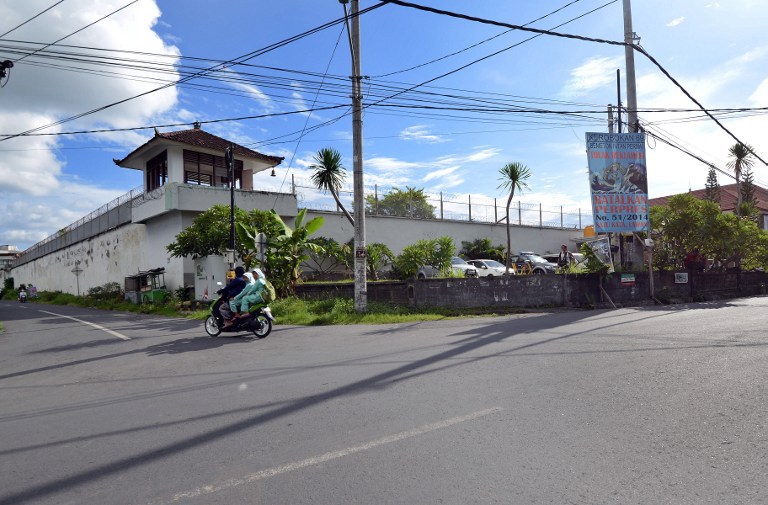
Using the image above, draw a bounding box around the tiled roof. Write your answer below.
[114,125,284,166]
[648,183,768,213]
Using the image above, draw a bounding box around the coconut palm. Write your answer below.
[726,143,755,218]
[497,162,531,274]
[310,147,354,225]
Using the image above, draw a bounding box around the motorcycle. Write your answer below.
[18,289,27,303]
[204,291,274,338]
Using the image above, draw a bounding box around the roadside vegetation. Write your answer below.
[0,283,526,326]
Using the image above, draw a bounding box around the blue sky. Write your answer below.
[1,0,767,250]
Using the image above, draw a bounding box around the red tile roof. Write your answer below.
[114,125,284,167]
[648,183,768,213]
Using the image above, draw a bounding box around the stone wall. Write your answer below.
[295,271,768,309]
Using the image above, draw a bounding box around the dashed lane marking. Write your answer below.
[157,407,503,504]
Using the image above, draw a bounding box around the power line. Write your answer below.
[15,0,139,64]
[380,0,768,167]
[0,0,66,38]
[0,2,388,143]
[374,0,597,78]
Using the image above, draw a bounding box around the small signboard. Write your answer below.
[620,273,635,286]
[675,272,689,284]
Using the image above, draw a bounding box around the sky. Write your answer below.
[1,0,767,251]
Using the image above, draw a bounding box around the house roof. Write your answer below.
[648,183,768,213]
[114,124,284,168]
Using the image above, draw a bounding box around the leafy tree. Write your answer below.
[238,209,324,295]
[497,162,531,274]
[304,237,345,274]
[703,165,721,205]
[727,143,756,217]
[310,147,354,226]
[366,242,394,281]
[364,186,436,219]
[650,193,768,271]
[460,238,505,262]
[392,236,455,279]
[167,205,246,259]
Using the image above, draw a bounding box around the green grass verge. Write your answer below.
[3,290,528,326]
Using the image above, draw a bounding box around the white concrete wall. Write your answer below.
[304,210,582,257]
[9,201,584,297]
[10,224,150,295]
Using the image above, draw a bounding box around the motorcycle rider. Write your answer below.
[226,268,267,326]
[18,286,27,302]
[216,266,246,321]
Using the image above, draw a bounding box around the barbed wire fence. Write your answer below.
[290,175,586,230]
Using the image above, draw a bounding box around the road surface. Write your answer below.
[1,298,766,504]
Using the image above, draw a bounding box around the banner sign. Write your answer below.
[587,236,614,273]
[585,132,649,233]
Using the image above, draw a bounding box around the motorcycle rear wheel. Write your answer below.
[204,315,221,337]
[251,314,272,338]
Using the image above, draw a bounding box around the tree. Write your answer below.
[703,165,721,205]
[304,237,345,275]
[740,166,760,222]
[497,162,531,274]
[460,238,505,262]
[166,204,277,260]
[392,236,455,279]
[310,147,354,226]
[649,193,768,271]
[365,243,394,281]
[238,209,324,295]
[727,143,756,217]
[364,186,436,219]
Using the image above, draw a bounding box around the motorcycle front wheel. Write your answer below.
[251,314,272,338]
[204,315,221,337]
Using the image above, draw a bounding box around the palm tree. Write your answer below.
[497,162,531,274]
[310,147,354,226]
[726,143,755,218]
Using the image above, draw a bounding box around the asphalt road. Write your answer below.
[1,298,767,505]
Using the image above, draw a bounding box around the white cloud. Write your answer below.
[0,1,181,249]
[399,125,448,143]
[666,17,685,27]
[560,56,624,99]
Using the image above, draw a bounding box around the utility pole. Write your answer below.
[225,145,236,275]
[341,0,367,312]
[608,104,615,134]
[623,0,639,133]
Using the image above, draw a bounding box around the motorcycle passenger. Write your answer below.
[217,266,247,321]
[225,269,267,326]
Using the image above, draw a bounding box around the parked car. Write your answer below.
[510,252,557,275]
[417,256,478,279]
[466,259,514,277]
[541,252,585,270]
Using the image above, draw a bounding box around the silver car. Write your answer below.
[466,259,515,277]
[417,256,478,279]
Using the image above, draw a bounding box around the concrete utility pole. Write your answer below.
[623,0,639,133]
[342,0,367,312]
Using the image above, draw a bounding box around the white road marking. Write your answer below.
[161,407,503,504]
[38,310,131,340]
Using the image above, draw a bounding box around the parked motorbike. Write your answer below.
[18,289,27,303]
[204,291,274,338]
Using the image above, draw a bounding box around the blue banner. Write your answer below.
[585,132,649,233]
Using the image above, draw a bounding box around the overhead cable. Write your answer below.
[380,0,767,167]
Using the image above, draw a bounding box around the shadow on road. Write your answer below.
[0,299,760,505]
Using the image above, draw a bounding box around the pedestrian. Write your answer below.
[557,244,575,268]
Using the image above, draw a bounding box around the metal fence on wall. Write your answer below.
[290,176,586,229]
[12,186,145,267]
